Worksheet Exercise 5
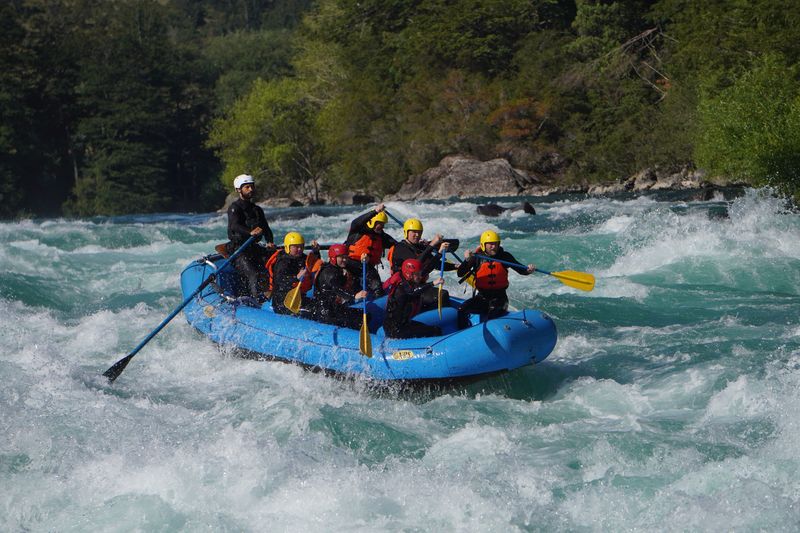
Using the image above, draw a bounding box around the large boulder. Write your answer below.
[388,155,542,201]
[332,190,376,205]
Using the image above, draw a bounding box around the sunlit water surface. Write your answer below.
[2,189,800,530]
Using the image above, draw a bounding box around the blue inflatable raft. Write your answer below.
[180,254,557,382]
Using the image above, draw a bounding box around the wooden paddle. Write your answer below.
[103,235,258,383]
[473,254,595,292]
[359,259,372,357]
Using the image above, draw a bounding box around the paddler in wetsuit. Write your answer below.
[309,244,368,329]
[456,230,535,325]
[226,174,274,300]
[384,218,457,310]
[270,232,321,315]
[344,203,397,296]
[384,259,444,339]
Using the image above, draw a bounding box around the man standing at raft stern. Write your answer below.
[457,230,534,326]
[227,174,274,300]
[344,203,398,296]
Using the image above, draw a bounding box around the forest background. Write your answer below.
[2,0,799,218]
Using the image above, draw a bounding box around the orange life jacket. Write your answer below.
[265,250,321,293]
[473,247,509,290]
[348,233,383,265]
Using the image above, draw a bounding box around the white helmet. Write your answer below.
[233,174,255,190]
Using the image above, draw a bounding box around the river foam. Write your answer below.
[3,188,800,530]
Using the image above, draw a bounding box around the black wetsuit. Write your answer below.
[271,252,310,315]
[344,210,398,296]
[456,247,531,325]
[226,198,274,299]
[310,263,363,329]
[384,279,442,339]
[390,239,458,310]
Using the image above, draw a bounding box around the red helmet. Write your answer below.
[401,258,422,281]
[328,243,348,264]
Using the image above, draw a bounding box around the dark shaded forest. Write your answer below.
[2,0,799,218]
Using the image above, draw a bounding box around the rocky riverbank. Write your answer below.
[233,154,742,210]
[386,155,742,201]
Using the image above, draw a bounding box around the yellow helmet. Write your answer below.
[479,230,501,251]
[284,231,305,253]
[403,218,423,238]
[366,211,389,229]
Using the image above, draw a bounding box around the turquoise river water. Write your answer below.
[2,189,800,531]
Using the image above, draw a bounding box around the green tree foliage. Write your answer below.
[0,0,310,218]
[0,0,87,217]
[696,54,800,195]
[203,29,295,110]
[208,78,327,201]
[5,0,800,217]
[0,3,34,217]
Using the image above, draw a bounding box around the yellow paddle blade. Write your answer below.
[283,284,303,314]
[437,285,443,319]
[550,270,595,292]
[359,314,372,357]
[465,273,476,288]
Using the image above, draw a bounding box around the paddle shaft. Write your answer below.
[448,251,476,285]
[362,261,368,315]
[103,235,258,383]
[384,210,403,227]
[473,253,537,272]
[359,260,373,357]
[437,251,446,317]
[472,253,596,291]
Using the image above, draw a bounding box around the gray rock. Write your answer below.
[333,191,376,205]
[388,155,542,201]
[477,204,507,216]
[588,165,734,197]
[476,201,537,217]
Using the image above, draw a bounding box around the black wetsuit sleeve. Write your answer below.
[457,254,477,277]
[349,210,377,234]
[418,243,438,275]
[380,232,398,249]
[501,251,532,275]
[409,282,432,297]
